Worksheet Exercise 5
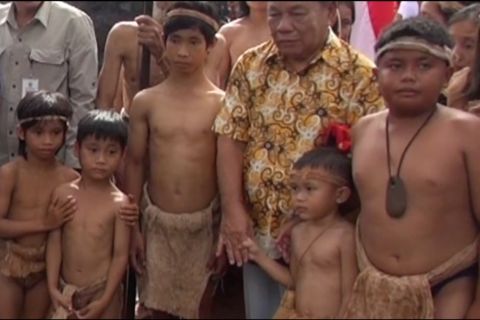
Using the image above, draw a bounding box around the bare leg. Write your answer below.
[101,290,123,319]
[0,274,23,318]
[434,274,476,319]
[22,278,51,319]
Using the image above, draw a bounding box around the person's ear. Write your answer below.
[336,186,351,204]
[16,126,25,140]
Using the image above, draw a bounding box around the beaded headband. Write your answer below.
[17,115,69,126]
[167,8,219,32]
[375,36,452,65]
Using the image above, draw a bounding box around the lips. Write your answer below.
[396,89,420,97]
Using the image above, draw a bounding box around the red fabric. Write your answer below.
[316,123,352,154]
[367,1,398,38]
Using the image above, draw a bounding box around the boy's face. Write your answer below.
[165,28,209,74]
[449,20,477,72]
[18,120,65,160]
[289,167,350,221]
[76,136,123,181]
[376,49,452,115]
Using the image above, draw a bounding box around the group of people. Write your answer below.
[2,1,480,319]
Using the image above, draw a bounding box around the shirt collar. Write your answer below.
[266,29,350,73]
[2,2,51,29]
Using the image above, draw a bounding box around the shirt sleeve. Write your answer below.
[64,13,98,168]
[347,61,385,126]
[213,56,252,142]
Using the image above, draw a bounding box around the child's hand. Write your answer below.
[50,289,73,314]
[119,194,139,227]
[45,195,77,230]
[241,237,262,262]
[275,216,300,263]
[446,66,471,109]
[75,299,107,319]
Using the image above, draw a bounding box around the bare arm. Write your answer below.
[125,91,150,273]
[99,210,131,308]
[206,33,230,88]
[338,230,358,316]
[0,165,71,238]
[463,116,480,318]
[97,23,127,111]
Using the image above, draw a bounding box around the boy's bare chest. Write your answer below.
[66,196,116,238]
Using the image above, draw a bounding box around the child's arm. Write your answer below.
[242,237,293,288]
[46,227,72,312]
[77,208,131,318]
[0,165,75,238]
[338,229,358,316]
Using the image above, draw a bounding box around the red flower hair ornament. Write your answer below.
[314,123,352,155]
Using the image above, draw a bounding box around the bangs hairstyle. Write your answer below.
[293,147,358,215]
[163,1,219,46]
[17,90,73,158]
[77,110,128,150]
[375,16,453,61]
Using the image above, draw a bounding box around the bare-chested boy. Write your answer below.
[126,1,224,318]
[344,17,480,319]
[243,140,357,319]
[212,1,271,88]
[47,110,133,319]
[0,91,78,318]
[96,2,173,114]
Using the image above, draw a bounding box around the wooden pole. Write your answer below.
[124,2,154,318]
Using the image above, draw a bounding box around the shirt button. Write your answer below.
[10,153,15,157]
[9,107,13,112]
[9,130,13,135]
[18,37,22,42]
[15,61,19,66]
[12,84,16,89]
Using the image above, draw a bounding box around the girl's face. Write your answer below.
[449,20,478,71]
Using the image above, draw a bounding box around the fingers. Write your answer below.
[216,234,225,257]
[224,238,236,266]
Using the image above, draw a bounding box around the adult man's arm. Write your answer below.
[97,23,128,111]
[65,14,98,168]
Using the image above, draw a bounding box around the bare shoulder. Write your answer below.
[57,165,80,183]
[130,86,160,118]
[53,177,80,199]
[218,18,245,40]
[0,160,19,187]
[438,106,480,141]
[330,220,355,247]
[353,110,386,141]
[109,21,138,38]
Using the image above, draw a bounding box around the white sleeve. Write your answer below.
[397,1,420,19]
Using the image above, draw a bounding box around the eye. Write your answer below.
[419,62,432,70]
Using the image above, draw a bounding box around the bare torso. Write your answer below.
[8,159,77,247]
[221,17,271,67]
[113,22,169,112]
[290,220,354,318]
[58,179,124,287]
[353,108,478,275]
[144,83,223,213]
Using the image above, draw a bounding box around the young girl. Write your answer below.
[0,91,78,318]
[242,125,358,319]
[332,1,355,43]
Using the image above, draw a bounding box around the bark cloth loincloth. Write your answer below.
[0,240,45,289]
[138,185,215,319]
[50,277,120,319]
[342,221,478,319]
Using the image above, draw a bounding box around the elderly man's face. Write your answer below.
[267,2,334,62]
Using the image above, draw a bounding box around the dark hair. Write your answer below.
[448,3,480,26]
[16,90,73,158]
[332,1,355,38]
[77,110,128,150]
[164,1,219,46]
[239,1,249,17]
[375,17,453,60]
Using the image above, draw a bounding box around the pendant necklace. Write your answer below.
[385,107,437,218]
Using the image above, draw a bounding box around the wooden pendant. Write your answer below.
[386,176,407,218]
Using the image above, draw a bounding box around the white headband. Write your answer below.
[167,8,219,32]
[17,115,69,126]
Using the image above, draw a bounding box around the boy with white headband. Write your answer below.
[344,17,480,318]
[126,1,225,319]
[0,91,78,318]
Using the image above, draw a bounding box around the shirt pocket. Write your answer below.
[29,49,67,91]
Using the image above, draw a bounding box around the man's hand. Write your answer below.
[216,205,254,267]
[130,228,146,275]
[275,216,301,263]
[135,15,164,64]
[44,195,77,230]
[118,194,139,227]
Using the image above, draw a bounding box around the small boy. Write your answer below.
[346,17,480,318]
[242,129,358,319]
[47,110,132,319]
[0,91,78,318]
[126,1,224,318]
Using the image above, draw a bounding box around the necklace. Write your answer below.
[385,107,437,218]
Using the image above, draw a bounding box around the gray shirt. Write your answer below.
[0,1,98,167]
